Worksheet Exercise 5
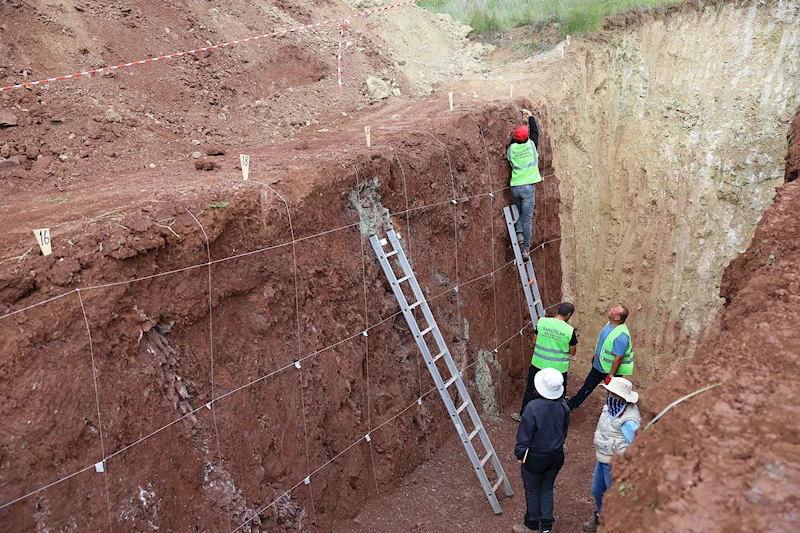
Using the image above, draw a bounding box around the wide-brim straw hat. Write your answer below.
[534,368,564,400]
[601,377,638,403]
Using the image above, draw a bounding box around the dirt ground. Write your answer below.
[333,375,604,533]
[1,0,800,532]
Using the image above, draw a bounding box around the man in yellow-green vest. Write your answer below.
[567,305,633,411]
[507,108,543,262]
[512,302,577,422]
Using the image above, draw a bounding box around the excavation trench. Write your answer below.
[1,2,799,532]
[0,101,562,532]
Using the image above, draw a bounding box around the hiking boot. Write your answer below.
[522,249,531,262]
[517,232,524,244]
[582,512,599,532]
[511,524,539,533]
[510,412,522,422]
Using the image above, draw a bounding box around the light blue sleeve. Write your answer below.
[620,419,640,444]
[612,333,630,357]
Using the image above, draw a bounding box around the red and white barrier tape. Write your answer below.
[0,0,419,92]
[337,18,350,91]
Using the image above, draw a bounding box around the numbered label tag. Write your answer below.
[240,154,250,181]
[364,126,371,148]
[34,228,52,256]
[449,91,454,111]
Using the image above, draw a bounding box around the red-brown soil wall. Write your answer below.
[0,102,562,532]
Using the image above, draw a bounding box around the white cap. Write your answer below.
[534,368,564,400]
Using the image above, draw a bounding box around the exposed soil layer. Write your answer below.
[600,110,800,533]
[0,94,562,532]
[2,0,800,532]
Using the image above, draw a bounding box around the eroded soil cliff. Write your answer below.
[601,106,800,533]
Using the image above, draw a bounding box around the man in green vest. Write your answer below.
[567,305,633,411]
[507,108,543,262]
[511,302,577,422]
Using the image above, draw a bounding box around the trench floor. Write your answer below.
[333,373,604,533]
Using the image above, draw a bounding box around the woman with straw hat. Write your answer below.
[583,377,641,532]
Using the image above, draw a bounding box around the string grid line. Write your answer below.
[1,137,577,527]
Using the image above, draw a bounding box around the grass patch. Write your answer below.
[417,0,683,35]
[208,201,229,210]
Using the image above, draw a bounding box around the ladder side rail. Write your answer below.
[387,229,512,505]
[370,232,510,514]
[503,206,540,327]
[386,230,464,384]
[525,262,546,318]
[463,399,514,496]
[371,233,471,437]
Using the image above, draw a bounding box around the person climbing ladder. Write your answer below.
[507,108,543,262]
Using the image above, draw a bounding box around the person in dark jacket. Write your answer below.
[512,368,571,533]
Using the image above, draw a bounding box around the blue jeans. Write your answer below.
[591,462,612,515]
[511,183,535,251]
[520,450,564,530]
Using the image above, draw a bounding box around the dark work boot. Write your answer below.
[582,512,599,532]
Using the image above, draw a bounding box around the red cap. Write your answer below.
[514,126,529,142]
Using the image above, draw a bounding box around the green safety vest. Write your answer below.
[599,323,634,376]
[507,140,542,187]
[531,317,574,373]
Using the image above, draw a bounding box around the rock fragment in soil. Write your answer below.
[0,111,18,127]
[365,75,391,99]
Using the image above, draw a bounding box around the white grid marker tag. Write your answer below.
[295,361,302,369]
[365,434,371,442]
[95,461,105,473]
[240,154,250,180]
[34,228,52,256]
[304,477,310,485]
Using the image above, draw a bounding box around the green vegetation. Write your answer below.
[208,201,229,210]
[417,0,683,35]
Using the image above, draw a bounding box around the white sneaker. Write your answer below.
[511,412,522,422]
[522,250,531,262]
[517,232,524,244]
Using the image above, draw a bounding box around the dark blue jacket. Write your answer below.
[514,397,570,459]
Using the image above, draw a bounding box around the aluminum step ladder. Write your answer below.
[370,229,514,514]
[503,205,545,327]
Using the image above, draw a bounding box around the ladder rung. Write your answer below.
[456,401,470,415]
[396,275,411,284]
[385,250,399,257]
[480,452,493,467]
[409,300,422,310]
[468,427,481,441]
[419,325,434,337]
[444,375,459,388]
[433,351,446,362]
[491,476,505,493]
